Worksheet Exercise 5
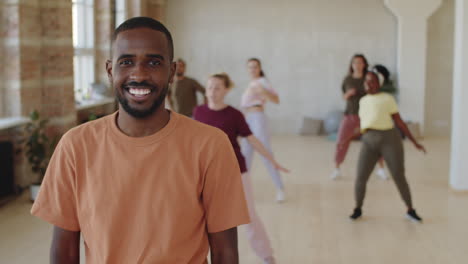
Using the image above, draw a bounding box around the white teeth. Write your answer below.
[129,88,151,96]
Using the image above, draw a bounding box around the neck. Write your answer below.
[352,72,363,78]
[176,75,185,81]
[116,106,170,137]
[208,101,228,111]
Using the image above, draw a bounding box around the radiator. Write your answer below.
[0,141,15,199]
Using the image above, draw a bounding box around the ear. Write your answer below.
[106,59,113,82]
[168,61,176,84]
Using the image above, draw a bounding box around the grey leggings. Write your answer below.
[241,111,284,190]
[355,128,413,209]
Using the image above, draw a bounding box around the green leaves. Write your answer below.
[21,110,56,184]
[88,113,98,121]
[30,110,39,121]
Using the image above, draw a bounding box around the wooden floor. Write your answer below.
[0,136,467,264]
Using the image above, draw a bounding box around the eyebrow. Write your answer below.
[116,54,134,61]
[147,54,165,61]
[116,54,165,61]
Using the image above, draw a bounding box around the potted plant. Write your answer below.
[19,111,58,201]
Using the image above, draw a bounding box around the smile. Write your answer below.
[128,88,151,96]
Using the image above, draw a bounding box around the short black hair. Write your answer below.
[372,64,390,82]
[113,17,174,60]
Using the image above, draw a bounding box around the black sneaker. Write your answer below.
[406,209,423,223]
[349,208,362,220]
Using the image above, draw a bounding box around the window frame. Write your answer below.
[72,0,95,102]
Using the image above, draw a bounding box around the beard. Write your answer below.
[116,83,168,119]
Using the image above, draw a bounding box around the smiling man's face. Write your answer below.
[106,28,175,119]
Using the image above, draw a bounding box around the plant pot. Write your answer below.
[30,184,41,202]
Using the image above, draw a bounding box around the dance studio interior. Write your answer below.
[0,0,467,263]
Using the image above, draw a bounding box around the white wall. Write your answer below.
[425,0,454,137]
[166,0,397,134]
[384,0,443,131]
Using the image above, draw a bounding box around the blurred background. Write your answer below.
[0,0,467,263]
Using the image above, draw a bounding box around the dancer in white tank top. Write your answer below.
[240,58,286,202]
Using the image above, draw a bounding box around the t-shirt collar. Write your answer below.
[108,110,179,146]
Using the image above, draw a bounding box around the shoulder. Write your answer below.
[383,93,398,105]
[380,92,395,101]
[359,94,370,103]
[258,77,271,88]
[227,106,246,120]
[343,75,352,82]
[61,114,113,147]
[186,77,201,84]
[194,104,207,112]
[193,104,210,119]
[227,105,243,115]
[342,76,356,86]
[52,114,112,159]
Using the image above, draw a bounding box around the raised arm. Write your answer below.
[246,135,289,173]
[51,226,80,264]
[392,113,426,153]
[341,77,358,101]
[208,227,239,264]
[253,82,279,104]
[193,80,207,103]
[343,88,357,100]
[261,89,280,104]
[194,80,206,94]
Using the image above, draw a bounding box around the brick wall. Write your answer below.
[0,1,77,130]
[0,1,77,187]
[146,0,166,22]
[127,0,166,21]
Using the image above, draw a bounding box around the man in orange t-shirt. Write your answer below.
[31,17,250,264]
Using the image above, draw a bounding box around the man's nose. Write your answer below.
[128,63,151,83]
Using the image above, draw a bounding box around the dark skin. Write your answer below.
[50,226,80,264]
[340,72,426,212]
[340,72,427,154]
[208,227,240,263]
[51,27,240,264]
[108,28,175,137]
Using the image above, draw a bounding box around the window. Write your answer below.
[115,0,126,28]
[72,0,95,102]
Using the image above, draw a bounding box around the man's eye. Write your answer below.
[149,60,161,66]
[120,60,132,66]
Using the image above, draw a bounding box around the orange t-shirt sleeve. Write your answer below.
[30,136,80,231]
[202,135,250,233]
